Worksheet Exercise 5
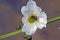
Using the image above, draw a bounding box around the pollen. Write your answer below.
[28,13,37,24]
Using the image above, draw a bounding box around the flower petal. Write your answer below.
[27,0,36,10]
[27,0,42,16]
[22,23,37,35]
[36,6,42,14]
[41,12,47,19]
[39,18,47,24]
[22,24,26,32]
[22,17,28,24]
[21,0,42,17]
[21,6,30,17]
[39,12,47,24]
[36,22,46,29]
[26,24,37,35]
[21,0,36,17]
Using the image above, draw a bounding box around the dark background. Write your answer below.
[0,0,60,40]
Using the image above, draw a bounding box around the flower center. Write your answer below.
[28,13,37,24]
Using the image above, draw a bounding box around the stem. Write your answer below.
[0,30,22,39]
[0,16,60,39]
[47,16,60,24]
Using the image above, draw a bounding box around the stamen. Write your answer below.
[31,16,37,20]
[28,15,37,24]
[28,13,38,24]
[28,17,35,24]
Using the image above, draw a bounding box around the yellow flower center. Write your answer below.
[28,13,37,24]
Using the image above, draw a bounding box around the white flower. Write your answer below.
[21,0,47,35]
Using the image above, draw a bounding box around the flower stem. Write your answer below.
[0,30,22,39]
[47,16,60,24]
[0,16,60,39]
